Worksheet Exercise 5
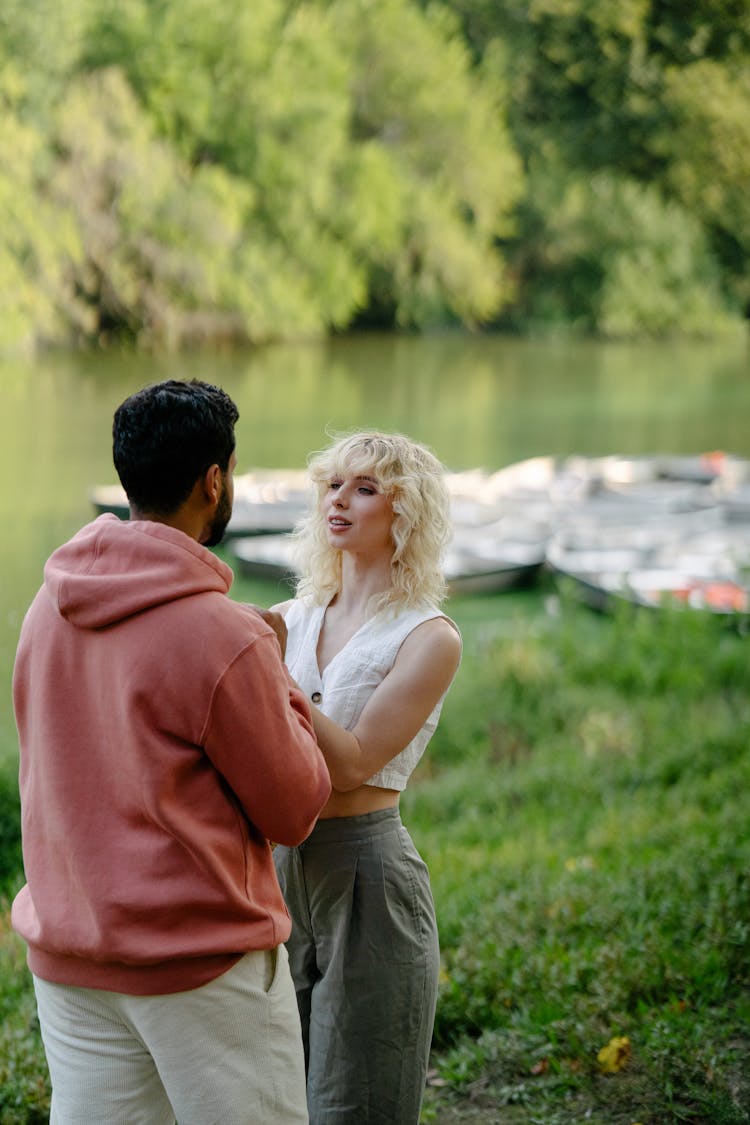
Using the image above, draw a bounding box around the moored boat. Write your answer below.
[229,534,299,585]
[547,514,750,618]
[90,470,310,538]
[230,525,548,596]
[553,567,749,617]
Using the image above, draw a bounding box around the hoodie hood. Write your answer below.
[44,514,233,629]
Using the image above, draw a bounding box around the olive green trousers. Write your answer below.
[274,807,440,1125]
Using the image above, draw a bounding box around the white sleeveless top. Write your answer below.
[283,598,460,791]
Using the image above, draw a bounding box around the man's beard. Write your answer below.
[204,478,233,547]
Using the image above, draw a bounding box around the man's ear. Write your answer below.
[202,463,223,506]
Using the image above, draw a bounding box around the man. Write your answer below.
[11,379,330,1124]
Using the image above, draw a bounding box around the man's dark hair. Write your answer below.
[113,380,239,514]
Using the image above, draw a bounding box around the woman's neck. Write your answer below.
[334,552,393,617]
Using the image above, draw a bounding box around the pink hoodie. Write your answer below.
[11,514,330,995]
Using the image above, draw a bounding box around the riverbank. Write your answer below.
[1,583,749,1123]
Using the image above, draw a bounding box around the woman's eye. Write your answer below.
[329,480,342,491]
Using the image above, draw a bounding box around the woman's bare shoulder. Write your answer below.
[400,613,462,668]
[416,613,462,644]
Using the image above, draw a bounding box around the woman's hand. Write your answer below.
[249,605,288,659]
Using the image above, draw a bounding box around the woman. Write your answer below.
[270,431,462,1125]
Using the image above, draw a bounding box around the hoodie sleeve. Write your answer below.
[201,630,330,845]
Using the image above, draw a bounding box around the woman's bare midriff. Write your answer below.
[318,784,400,819]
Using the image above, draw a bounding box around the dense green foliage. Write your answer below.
[0,0,519,351]
[1,0,748,352]
[445,0,750,337]
[1,584,748,1122]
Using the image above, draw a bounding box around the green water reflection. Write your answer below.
[2,332,749,758]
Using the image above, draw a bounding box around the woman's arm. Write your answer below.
[310,617,461,791]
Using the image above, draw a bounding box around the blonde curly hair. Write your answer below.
[293,431,451,614]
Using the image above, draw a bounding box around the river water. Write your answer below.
[1,331,749,756]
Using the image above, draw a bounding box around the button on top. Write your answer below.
[311,691,322,704]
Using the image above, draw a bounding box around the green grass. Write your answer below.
[407,587,750,1124]
[1,572,749,1123]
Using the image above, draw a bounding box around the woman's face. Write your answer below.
[322,467,394,558]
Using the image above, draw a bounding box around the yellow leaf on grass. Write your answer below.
[597,1035,631,1073]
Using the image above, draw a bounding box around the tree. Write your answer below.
[655,59,750,309]
[443,0,748,331]
[0,70,83,353]
[505,163,739,337]
[77,0,522,337]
